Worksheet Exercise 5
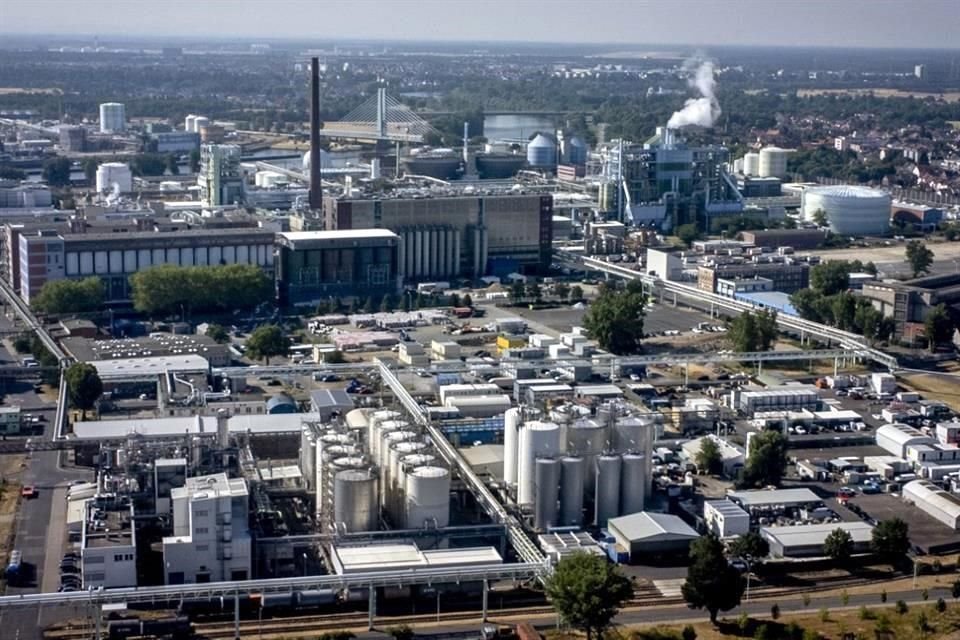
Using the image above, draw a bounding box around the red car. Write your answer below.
[20,486,37,499]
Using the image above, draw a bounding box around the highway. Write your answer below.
[557,251,898,370]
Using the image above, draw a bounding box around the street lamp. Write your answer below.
[744,555,753,602]
[302,552,308,576]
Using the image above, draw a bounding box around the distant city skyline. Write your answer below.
[3,0,959,50]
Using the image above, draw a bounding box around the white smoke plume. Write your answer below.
[667,59,721,129]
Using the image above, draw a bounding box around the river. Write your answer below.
[483,114,555,142]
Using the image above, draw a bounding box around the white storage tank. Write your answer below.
[802,185,892,236]
[566,417,609,491]
[517,421,562,505]
[193,116,209,133]
[594,454,622,527]
[369,417,406,459]
[185,115,197,132]
[620,453,647,516]
[534,457,561,530]
[405,466,451,528]
[758,146,790,179]
[388,441,428,516]
[559,455,585,526]
[379,430,418,507]
[333,468,379,532]
[743,152,760,177]
[504,407,521,488]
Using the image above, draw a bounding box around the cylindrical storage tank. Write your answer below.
[192,116,209,132]
[369,417,406,460]
[380,430,418,506]
[345,409,369,431]
[185,115,197,132]
[504,408,521,488]
[333,468,378,532]
[566,418,609,491]
[526,133,557,169]
[388,441,428,518]
[568,136,588,166]
[377,425,414,468]
[396,452,437,526]
[405,466,450,529]
[758,146,789,179]
[620,453,647,516]
[594,454,622,527]
[331,456,367,474]
[318,443,357,515]
[517,421,562,505]
[533,457,561,531]
[743,152,760,176]
[560,456,585,526]
[801,185,892,236]
[613,415,657,454]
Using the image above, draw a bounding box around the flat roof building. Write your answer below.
[330,542,502,574]
[727,488,823,512]
[704,499,751,539]
[81,496,137,588]
[761,522,874,558]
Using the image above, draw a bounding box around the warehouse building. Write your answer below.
[727,488,823,514]
[275,229,400,305]
[902,480,960,531]
[734,385,820,414]
[761,521,874,558]
[606,511,700,562]
[321,181,552,280]
[876,423,936,458]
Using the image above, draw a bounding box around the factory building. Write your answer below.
[596,130,742,230]
[81,496,137,588]
[860,272,960,344]
[99,102,127,133]
[740,229,826,251]
[801,185,891,236]
[275,229,400,305]
[162,473,252,584]
[697,261,810,294]
[761,522,874,558]
[606,511,700,562]
[734,385,821,414]
[59,125,87,152]
[18,227,276,304]
[321,182,553,280]
[902,480,960,531]
[198,144,243,207]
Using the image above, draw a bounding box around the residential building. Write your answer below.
[162,473,252,584]
[81,496,137,588]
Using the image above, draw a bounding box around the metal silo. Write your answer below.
[526,133,557,169]
[534,457,561,530]
[559,455,585,526]
[396,453,436,526]
[758,146,789,179]
[743,152,760,176]
[379,430,418,508]
[405,466,451,529]
[620,453,647,516]
[594,454,622,527]
[504,407,521,488]
[566,417,609,492]
[333,468,379,532]
[517,421,561,506]
[388,441,428,516]
[568,136,588,166]
[370,417,407,460]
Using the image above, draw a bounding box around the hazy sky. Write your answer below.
[3,0,959,49]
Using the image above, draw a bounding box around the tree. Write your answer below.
[871,518,909,560]
[583,283,646,354]
[676,223,700,248]
[823,527,854,564]
[42,157,72,187]
[906,240,934,278]
[362,296,374,313]
[570,285,584,302]
[936,597,947,613]
[83,158,99,185]
[526,281,542,302]
[728,310,778,352]
[379,294,395,313]
[742,430,788,488]
[554,282,570,302]
[65,363,103,420]
[30,277,104,315]
[0,165,26,180]
[729,531,770,561]
[462,293,473,308]
[682,534,745,624]
[830,292,858,331]
[401,293,412,312]
[323,350,346,364]
[952,578,960,601]
[244,324,289,365]
[681,626,697,640]
[770,604,780,621]
[129,264,271,317]
[205,324,230,344]
[810,261,851,296]
[165,153,179,175]
[510,281,526,304]
[790,288,826,323]
[924,304,953,353]
[544,551,633,640]
[448,293,460,307]
[130,153,167,177]
[695,437,723,476]
[811,208,828,228]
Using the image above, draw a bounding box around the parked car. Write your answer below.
[20,486,37,499]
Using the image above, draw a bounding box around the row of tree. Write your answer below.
[129,264,271,317]
[31,277,104,315]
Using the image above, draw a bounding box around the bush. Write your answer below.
[681,625,697,640]
[936,597,947,613]
[880,589,887,603]
[738,612,752,635]
[802,593,811,607]
[921,588,929,601]
[818,607,830,623]
[858,606,875,620]
[753,624,774,640]
[802,630,820,640]
[840,589,849,606]
[895,600,909,615]
[770,603,780,620]
[785,622,803,640]
[385,625,414,640]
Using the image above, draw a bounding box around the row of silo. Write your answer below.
[397,227,461,280]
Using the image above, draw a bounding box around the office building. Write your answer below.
[162,473,252,584]
[275,229,400,305]
[199,144,243,207]
[697,261,810,294]
[81,496,137,588]
[861,272,960,343]
[18,227,275,303]
[153,131,200,153]
[59,125,87,152]
[96,162,133,194]
[320,180,552,280]
[99,102,127,133]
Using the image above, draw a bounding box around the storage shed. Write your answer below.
[606,511,699,562]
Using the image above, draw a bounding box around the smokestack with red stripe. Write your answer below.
[309,57,322,211]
